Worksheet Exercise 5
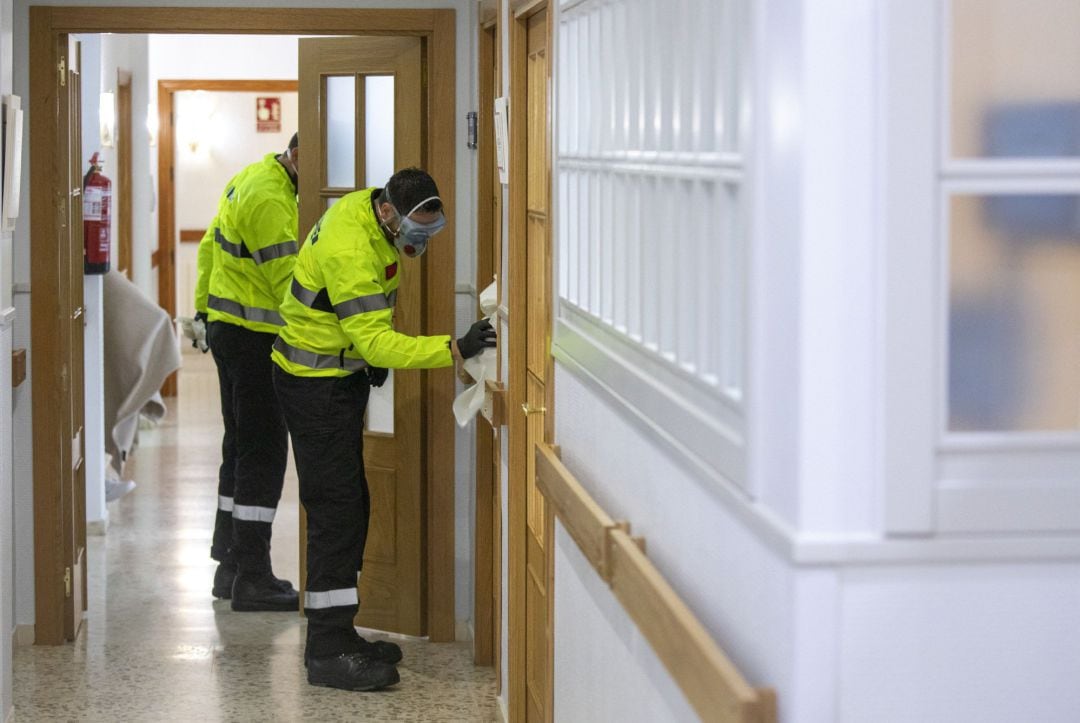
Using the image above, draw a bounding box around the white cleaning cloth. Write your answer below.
[453,280,499,427]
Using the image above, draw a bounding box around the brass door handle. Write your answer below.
[521,403,546,416]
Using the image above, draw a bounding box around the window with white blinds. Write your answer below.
[552,0,751,490]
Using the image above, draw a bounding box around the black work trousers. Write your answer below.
[272,366,371,659]
[207,321,289,576]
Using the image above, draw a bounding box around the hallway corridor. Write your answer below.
[13,353,497,721]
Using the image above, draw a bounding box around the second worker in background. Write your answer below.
[271,167,496,692]
[194,133,301,611]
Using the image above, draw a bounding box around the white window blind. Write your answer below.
[552,0,751,490]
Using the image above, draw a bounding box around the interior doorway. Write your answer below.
[156,79,299,397]
[28,6,458,646]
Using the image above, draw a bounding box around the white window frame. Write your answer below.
[550,0,753,494]
[884,0,1080,534]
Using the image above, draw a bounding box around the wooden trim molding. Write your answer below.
[179,229,205,243]
[534,444,617,577]
[534,443,778,723]
[511,0,547,19]
[11,348,26,388]
[159,79,298,93]
[480,0,497,27]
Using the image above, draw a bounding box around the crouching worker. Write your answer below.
[271,167,496,691]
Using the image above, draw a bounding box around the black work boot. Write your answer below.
[304,636,403,667]
[307,653,400,691]
[359,636,403,665]
[231,572,300,612]
[212,562,237,600]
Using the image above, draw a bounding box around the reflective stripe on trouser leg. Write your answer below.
[210,321,289,575]
[210,323,238,564]
[273,367,371,659]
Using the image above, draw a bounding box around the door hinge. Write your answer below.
[58,57,66,87]
[64,567,72,597]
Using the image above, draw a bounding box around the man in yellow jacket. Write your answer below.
[271,167,495,691]
[195,133,300,612]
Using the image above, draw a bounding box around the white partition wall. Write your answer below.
[548,0,1080,721]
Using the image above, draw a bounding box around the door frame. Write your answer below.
[507,0,554,719]
[29,5,457,645]
[116,70,133,279]
[473,10,501,669]
[155,78,299,397]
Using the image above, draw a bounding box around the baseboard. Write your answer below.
[87,516,109,536]
[4,700,13,723]
[496,695,508,723]
[455,618,473,643]
[13,625,34,647]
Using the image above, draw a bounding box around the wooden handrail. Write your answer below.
[534,443,776,723]
[535,443,621,579]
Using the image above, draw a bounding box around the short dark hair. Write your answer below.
[385,167,442,214]
[288,132,299,151]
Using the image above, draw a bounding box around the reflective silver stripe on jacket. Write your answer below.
[290,279,321,308]
[272,336,368,372]
[218,495,234,512]
[333,292,391,319]
[251,239,298,265]
[304,588,359,610]
[291,279,396,317]
[232,504,277,523]
[208,295,284,326]
[214,227,249,259]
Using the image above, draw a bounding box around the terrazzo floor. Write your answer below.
[14,352,498,722]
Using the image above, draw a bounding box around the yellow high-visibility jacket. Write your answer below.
[271,188,452,377]
[194,153,298,334]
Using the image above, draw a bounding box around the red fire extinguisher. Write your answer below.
[83,151,111,274]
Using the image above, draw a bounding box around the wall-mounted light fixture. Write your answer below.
[99,91,116,148]
[146,103,158,147]
[178,90,215,155]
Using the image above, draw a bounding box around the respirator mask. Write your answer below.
[383,189,446,258]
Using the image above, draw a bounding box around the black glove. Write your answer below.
[365,366,389,387]
[456,318,497,359]
[193,311,210,353]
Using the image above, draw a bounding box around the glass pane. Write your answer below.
[326,76,356,187]
[948,194,1080,431]
[365,371,394,433]
[325,196,341,211]
[365,75,395,187]
[951,0,1080,158]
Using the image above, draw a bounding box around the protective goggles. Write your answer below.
[385,191,446,258]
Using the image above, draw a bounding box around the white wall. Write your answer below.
[552,368,798,721]
[545,1,1080,722]
[75,34,108,533]
[0,308,12,721]
[1,0,17,718]
[173,89,298,320]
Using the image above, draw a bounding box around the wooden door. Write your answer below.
[298,36,427,636]
[42,34,88,643]
[116,71,133,278]
[510,7,555,721]
[474,17,501,669]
